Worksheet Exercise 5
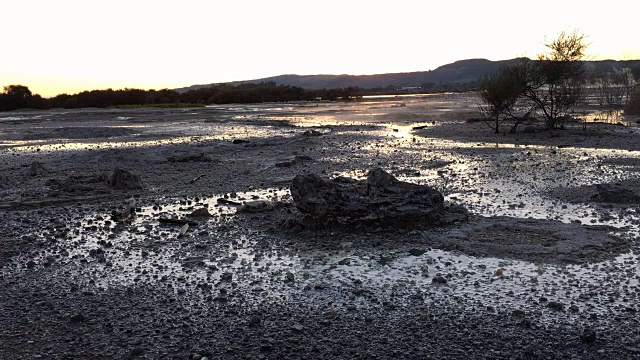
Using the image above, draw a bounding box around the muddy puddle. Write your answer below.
[13,160,640,327]
[0,122,298,153]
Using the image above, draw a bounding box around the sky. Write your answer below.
[2,0,639,97]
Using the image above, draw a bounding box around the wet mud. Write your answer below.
[1,93,640,359]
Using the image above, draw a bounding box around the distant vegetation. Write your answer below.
[0,82,363,112]
[478,31,640,133]
[3,55,639,113]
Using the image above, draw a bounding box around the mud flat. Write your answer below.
[1,93,640,359]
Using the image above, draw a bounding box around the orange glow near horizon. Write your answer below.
[2,0,639,98]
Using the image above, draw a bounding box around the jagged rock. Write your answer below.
[290,168,467,226]
[107,168,143,190]
[591,183,640,203]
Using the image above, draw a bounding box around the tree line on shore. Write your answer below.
[0,82,364,112]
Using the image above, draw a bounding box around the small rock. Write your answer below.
[547,301,564,311]
[295,155,313,161]
[580,328,597,343]
[275,159,297,167]
[432,275,447,284]
[302,129,323,136]
[276,155,314,167]
[408,249,426,256]
[378,255,393,266]
[69,313,86,323]
[188,208,212,217]
[239,201,276,213]
[285,271,295,282]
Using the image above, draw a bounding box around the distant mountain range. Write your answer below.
[175,58,640,92]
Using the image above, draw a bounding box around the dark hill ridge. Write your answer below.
[175,58,640,92]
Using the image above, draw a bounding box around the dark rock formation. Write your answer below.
[290,168,466,226]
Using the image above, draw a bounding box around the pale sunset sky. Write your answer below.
[2,0,639,97]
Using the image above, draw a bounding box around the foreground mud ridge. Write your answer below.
[1,94,640,359]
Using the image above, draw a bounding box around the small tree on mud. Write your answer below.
[478,65,527,133]
[521,31,588,129]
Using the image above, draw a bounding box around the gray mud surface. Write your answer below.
[1,93,640,359]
